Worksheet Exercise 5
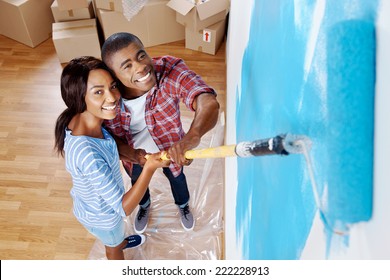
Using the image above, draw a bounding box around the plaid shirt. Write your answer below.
[104,56,216,177]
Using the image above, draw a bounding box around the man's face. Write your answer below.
[107,41,156,99]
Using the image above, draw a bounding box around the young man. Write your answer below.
[101,32,219,233]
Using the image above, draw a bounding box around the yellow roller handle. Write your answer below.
[184,144,237,159]
[145,145,237,161]
[144,134,307,161]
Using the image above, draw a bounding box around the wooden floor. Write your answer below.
[0,35,226,259]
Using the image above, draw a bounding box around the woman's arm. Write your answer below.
[121,153,170,215]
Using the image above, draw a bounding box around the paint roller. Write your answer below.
[325,19,375,226]
[148,134,311,161]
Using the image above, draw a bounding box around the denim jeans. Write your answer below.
[84,220,126,247]
[130,164,190,206]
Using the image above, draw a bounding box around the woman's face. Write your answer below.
[84,69,121,120]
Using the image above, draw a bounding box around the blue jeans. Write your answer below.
[130,164,190,206]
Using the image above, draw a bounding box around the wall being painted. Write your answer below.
[225,0,390,259]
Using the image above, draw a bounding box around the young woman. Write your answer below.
[54,56,169,260]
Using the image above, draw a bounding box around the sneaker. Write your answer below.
[134,205,150,234]
[122,234,145,250]
[179,204,194,231]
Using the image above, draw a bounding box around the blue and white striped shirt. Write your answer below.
[64,127,126,230]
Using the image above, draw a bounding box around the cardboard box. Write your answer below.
[51,0,95,22]
[56,0,89,11]
[96,8,147,43]
[93,0,123,12]
[96,0,184,47]
[167,0,229,32]
[0,0,54,48]
[185,18,225,55]
[52,19,101,63]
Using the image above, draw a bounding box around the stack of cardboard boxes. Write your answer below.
[167,0,229,55]
[51,0,101,63]
[94,0,185,48]
[51,0,95,22]
[0,0,231,61]
[0,0,54,48]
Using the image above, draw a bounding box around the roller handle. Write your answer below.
[144,134,310,161]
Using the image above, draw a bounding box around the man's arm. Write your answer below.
[167,93,220,165]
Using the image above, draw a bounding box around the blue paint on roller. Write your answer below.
[325,19,375,224]
[235,0,378,259]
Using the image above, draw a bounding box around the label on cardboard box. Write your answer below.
[203,29,211,42]
[185,18,225,55]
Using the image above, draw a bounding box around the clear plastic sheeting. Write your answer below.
[122,0,148,21]
[88,113,225,259]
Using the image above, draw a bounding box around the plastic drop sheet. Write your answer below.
[88,113,225,260]
[122,0,148,21]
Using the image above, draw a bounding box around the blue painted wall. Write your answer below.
[235,0,378,259]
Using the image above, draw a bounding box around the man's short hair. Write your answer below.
[101,32,143,66]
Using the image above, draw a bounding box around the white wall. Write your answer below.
[225,0,253,260]
[364,0,390,258]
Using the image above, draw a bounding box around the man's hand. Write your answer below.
[167,132,199,166]
[168,93,219,166]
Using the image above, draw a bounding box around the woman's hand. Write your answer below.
[143,152,170,171]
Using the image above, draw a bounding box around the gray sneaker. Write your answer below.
[134,205,150,234]
[179,204,194,231]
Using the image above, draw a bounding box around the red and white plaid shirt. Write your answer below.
[104,56,216,177]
